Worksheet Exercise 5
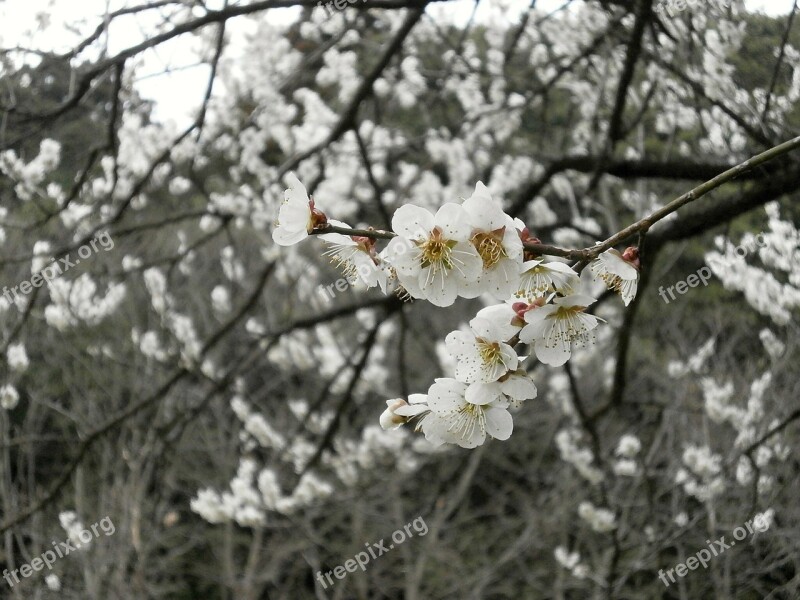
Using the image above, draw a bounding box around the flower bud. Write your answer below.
[380,398,410,430]
[621,246,640,269]
[308,197,328,232]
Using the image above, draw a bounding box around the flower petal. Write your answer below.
[449,242,484,283]
[445,330,476,359]
[462,182,505,229]
[385,237,420,275]
[500,374,538,401]
[465,382,502,405]
[434,203,472,240]
[427,379,466,413]
[419,266,459,307]
[284,172,309,205]
[485,407,513,440]
[534,338,571,366]
[272,227,308,246]
[392,204,435,239]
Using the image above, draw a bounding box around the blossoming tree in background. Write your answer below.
[0,0,799,598]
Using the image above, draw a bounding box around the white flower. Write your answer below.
[458,182,523,299]
[320,226,387,291]
[554,546,580,570]
[421,378,513,448]
[379,394,428,430]
[578,501,617,532]
[474,303,522,339]
[519,294,601,366]
[31,240,52,274]
[736,456,753,485]
[271,173,326,246]
[613,458,638,476]
[753,508,774,532]
[590,247,639,306]
[682,445,721,478]
[7,343,29,372]
[445,317,519,383]
[615,434,641,458]
[556,428,604,484]
[190,488,229,524]
[572,564,590,579]
[45,574,61,591]
[759,328,785,359]
[139,331,164,360]
[515,259,579,300]
[465,370,538,410]
[211,285,231,314]
[59,511,88,549]
[0,384,19,410]
[384,203,483,306]
[258,468,281,510]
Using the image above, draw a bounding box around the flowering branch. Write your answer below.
[270,136,800,451]
[591,134,800,255]
[312,134,800,263]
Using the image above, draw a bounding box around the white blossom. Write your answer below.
[7,343,29,372]
[0,384,19,410]
[590,247,640,306]
[420,378,513,448]
[578,501,617,532]
[519,294,601,366]
[272,173,326,246]
[384,203,483,306]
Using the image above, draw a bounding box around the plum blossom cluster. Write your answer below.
[554,546,590,580]
[669,334,790,502]
[1,343,29,411]
[272,175,642,449]
[0,139,62,203]
[191,394,430,527]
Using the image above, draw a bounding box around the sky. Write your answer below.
[0,0,796,124]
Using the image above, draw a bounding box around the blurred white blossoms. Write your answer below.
[45,573,61,591]
[271,173,328,246]
[676,445,725,501]
[59,511,89,550]
[615,434,642,458]
[0,384,19,410]
[384,203,483,306]
[519,294,601,366]
[421,378,513,449]
[7,343,29,372]
[578,501,617,532]
[211,285,232,314]
[554,546,590,580]
[590,247,640,305]
[556,428,604,484]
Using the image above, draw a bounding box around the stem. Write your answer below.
[589,134,800,255]
[311,224,395,239]
[310,134,800,259]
